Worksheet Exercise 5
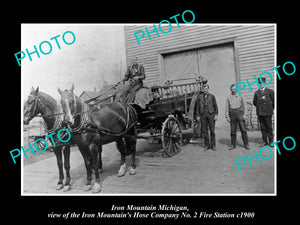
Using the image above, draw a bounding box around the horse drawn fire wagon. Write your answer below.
[23,76,208,193]
[85,76,208,157]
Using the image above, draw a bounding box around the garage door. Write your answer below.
[163,49,199,81]
[163,43,236,129]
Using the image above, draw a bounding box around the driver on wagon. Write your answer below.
[119,57,145,103]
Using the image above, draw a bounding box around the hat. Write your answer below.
[230,84,236,89]
[258,77,266,84]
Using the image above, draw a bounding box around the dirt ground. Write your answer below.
[22,129,275,195]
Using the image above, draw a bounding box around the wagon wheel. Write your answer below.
[161,115,182,157]
[193,112,202,138]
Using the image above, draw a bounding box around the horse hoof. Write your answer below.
[117,171,125,177]
[55,184,64,190]
[117,165,126,177]
[129,167,136,175]
[92,183,101,193]
[83,184,92,191]
[63,185,71,192]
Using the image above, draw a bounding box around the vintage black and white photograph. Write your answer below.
[21,23,276,195]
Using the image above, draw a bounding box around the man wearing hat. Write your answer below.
[120,57,145,103]
[253,77,274,146]
[198,84,218,151]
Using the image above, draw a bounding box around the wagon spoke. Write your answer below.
[165,140,171,152]
[164,135,170,142]
[166,120,171,129]
[171,123,179,133]
[168,140,173,154]
[162,116,182,156]
[173,141,179,150]
[172,127,181,139]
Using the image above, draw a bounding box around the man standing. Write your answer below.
[253,78,274,146]
[120,57,145,103]
[198,84,218,151]
[225,84,250,150]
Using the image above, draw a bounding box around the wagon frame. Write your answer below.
[131,77,206,157]
[31,77,206,156]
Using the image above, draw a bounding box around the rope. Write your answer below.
[85,81,121,104]
[69,102,90,133]
[43,104,64,134]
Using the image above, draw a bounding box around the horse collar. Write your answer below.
[44,104,63,133]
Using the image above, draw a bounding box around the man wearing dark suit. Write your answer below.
[198,84,218,151]
[120,57,145,103]
[253,78,274,146]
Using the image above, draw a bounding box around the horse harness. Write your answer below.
[27,94,64,132]
[26,94,71,148]
[74,102,138,137]
[26,93,41,123]
[29,93,137,138]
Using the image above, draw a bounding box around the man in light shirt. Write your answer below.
[225,84,250,150]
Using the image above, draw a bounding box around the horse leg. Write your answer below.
[62,145,71,192]
[116,138,127,177]
[129,141,137,175]
[53,146,64,190]
[98,145,103,174]
[126,129,137,175]
[90,143,101,193]
[78,144,93,191]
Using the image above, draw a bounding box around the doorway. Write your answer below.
[162,42,237,128]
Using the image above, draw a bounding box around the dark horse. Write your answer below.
[58,84,138,193]
[23,87,74,191]
[24,87,99,192]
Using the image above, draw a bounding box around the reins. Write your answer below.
[72,97,137,137]
[28,92,137,137]
[35,112,65,118]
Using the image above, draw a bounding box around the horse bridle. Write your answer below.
[64,93,78,119]
[25,94,64,133]
[25,94,41,123]
[72,93,77,117]
[66,94,89,133]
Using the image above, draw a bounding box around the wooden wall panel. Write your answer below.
[124,24,275,128]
